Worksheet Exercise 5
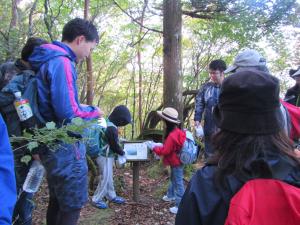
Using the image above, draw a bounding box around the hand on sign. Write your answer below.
[145,141,155,150]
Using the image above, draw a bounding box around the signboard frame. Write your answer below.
[123,141,149,161]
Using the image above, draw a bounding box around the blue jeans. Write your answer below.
[166,166,185,207]
[13,191,34,225]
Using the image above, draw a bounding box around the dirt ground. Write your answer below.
[32,160,204,225]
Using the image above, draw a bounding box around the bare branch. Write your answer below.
[28,0,38,36]
[182,10,214,19]
[112,0,163,34]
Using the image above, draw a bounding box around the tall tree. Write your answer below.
[163,0,183,120]
[84,0,94,105]
[136,0,148,132]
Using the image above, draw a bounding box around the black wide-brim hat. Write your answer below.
[213,70,284,134]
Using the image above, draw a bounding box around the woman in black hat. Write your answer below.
[175,70,300,225]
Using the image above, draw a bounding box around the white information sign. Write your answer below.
[124,142,148,161]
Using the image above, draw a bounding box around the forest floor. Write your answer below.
[32,159,204,225]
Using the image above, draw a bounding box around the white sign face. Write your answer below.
[124,142,148,161]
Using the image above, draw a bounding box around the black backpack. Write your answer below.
[0,69,45,137]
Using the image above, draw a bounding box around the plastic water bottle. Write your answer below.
[14,91,37,129]
[23,160,45,193]
[14,91,33,121]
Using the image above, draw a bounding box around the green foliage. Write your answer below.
[20,155,32,165]
[10,117,94,152]
[146,160,165,179]
[184,164,196,180]
[0,0,298,138]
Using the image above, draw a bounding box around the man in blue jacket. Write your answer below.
[0,114,16,225]
[194,60,226,158]
[29,18,102,225]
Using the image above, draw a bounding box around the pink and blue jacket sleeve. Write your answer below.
[48,57,99,121]
[0,114,16,225]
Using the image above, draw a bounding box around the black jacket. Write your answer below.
[175,150,300,225]
[284,84,300,106]
[106,105,132,156]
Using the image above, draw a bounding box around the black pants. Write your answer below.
[47,196,81,225]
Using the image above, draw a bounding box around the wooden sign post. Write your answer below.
[123,142,149,202]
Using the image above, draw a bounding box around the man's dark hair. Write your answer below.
[209,59,227,72]
[21,37,48,61]
[62,18,99,43]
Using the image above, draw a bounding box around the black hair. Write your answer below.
[21,37,48,61]
[164,120,179,139]
[209,59,227,72]
[62,18,99,43]
[209,130,299,188]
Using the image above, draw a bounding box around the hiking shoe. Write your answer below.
[110,196,125,204]
[162,195,175,202]
[169,206,178,214]
[92,200,108,209]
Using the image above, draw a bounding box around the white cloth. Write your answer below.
[145,141,163,150]
[195,125,204,138]
[92,155,116,202]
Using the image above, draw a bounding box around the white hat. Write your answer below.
[157,107,181,124]
[224,49,266,74]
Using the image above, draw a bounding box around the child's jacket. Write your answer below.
[153,128,186,167]
[101,105,132,157]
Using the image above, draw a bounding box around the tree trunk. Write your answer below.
[137,0,148,134]
[10,0,19,28]
[163,0,183,121]
[84,0,94,105]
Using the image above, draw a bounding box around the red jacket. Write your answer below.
[153,128,186,167]
[225,179,300,225]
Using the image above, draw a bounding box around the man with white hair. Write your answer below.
[225,49,290,136]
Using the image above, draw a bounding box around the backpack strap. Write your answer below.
[103,120,118,157]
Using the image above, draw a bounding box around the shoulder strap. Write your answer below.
[106,120,117,129]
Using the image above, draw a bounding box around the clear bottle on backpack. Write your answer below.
[23,160,45,193]
[14,91,33,121]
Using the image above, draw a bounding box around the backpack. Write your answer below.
[0,69,45,137]
[225,179,300,225]
[83,120,116,158]
[281,100,300,140]
[178,130,198,165]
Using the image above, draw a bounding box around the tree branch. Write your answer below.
[112,0,163,34]
[182,10,214,19]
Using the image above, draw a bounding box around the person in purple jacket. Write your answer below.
[0,114,16,225]
[28,18,102,225]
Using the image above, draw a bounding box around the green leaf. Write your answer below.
[71,117,84,126]
[23,131,33,138]
[46,121,56,130]
[28,141,39,151]
[20,155,32,165]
